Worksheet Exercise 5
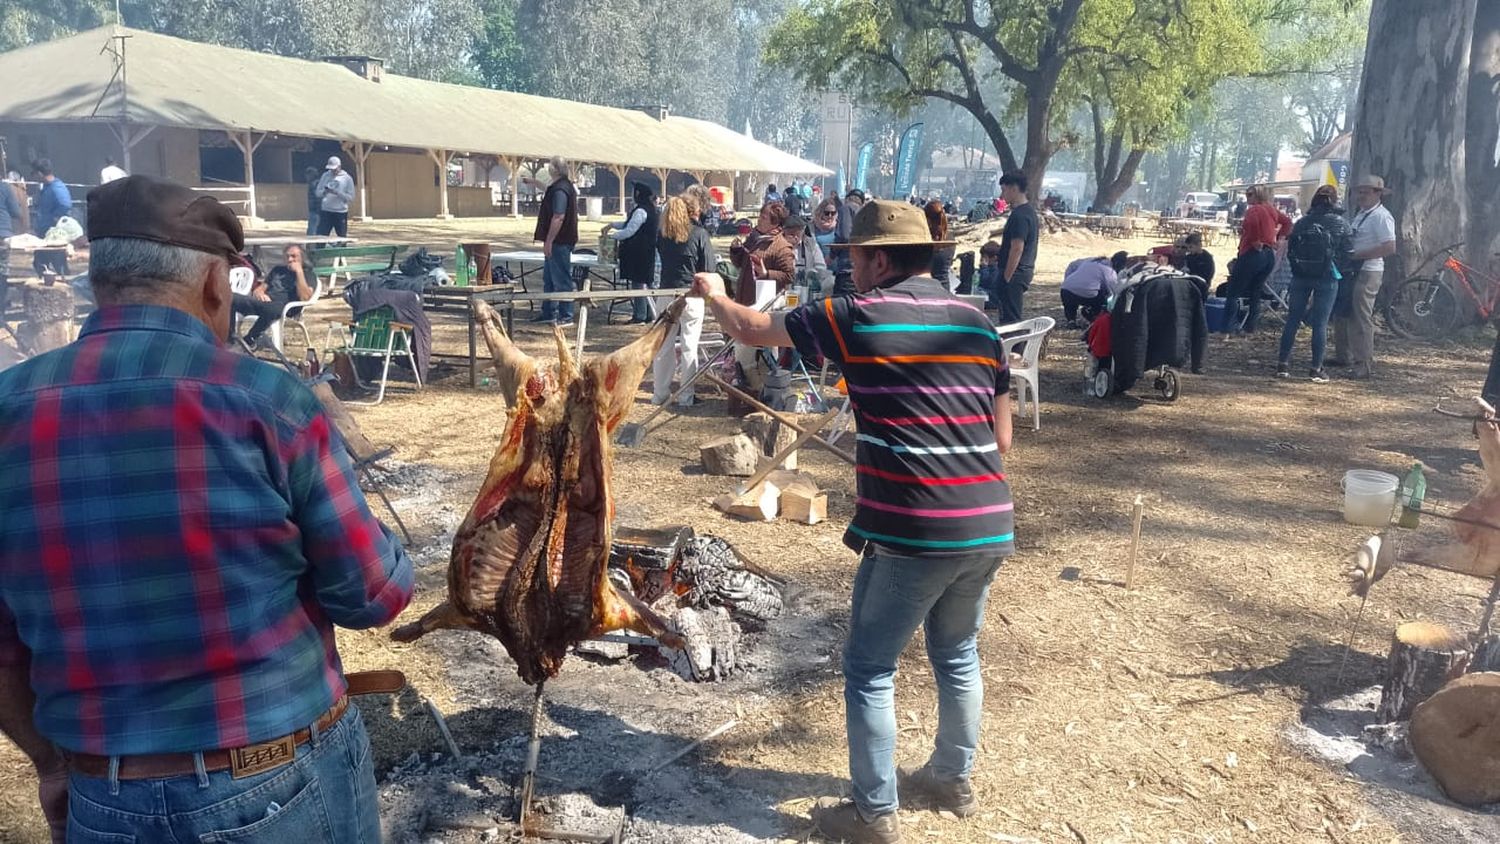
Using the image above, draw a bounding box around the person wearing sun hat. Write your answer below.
[0,175,411,842]
[691,199,1015,844]
[1331,174,1397,378]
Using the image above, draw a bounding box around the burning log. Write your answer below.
[1377,622,1470,722]
[1410,672,1500,806]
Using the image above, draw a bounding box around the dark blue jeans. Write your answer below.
[541,244,574,321]
[65,705,380,843]
[1277,274,1339,369]
[1222,247,1275,333]
[843,548,1004,817]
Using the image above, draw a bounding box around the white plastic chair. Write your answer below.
[234,272,325,355]
[997,316,1055,431]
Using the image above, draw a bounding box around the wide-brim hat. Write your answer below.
[1353,175,1389,193]
[849,199,954,248]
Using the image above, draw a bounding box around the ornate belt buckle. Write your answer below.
[229,735,297,779]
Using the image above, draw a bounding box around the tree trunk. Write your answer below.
[1468,0,1500,270]
[1021,88,1056,191]
[1091,140,1147,213]
[1352,0,1476,285]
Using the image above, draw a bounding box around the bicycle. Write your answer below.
[1383,243,1500,339]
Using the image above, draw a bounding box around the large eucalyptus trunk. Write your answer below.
[1469,0,1500,270]
[1351,0,1476,285]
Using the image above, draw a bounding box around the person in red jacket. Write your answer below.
[1221,185,1291,334]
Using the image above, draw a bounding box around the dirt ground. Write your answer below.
[5,215,1500,842]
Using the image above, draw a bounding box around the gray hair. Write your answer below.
[549,156,568,179]
[89,238,224,305]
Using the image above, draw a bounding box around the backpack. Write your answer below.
[1288,222,1334,277]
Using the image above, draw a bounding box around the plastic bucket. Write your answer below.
[1342,469,1398,526]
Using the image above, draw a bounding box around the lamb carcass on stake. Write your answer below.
[391,299,686,683]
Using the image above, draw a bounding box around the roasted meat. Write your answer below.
[391,299,686,683]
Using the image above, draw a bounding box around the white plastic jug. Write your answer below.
[1343,469,1398,527]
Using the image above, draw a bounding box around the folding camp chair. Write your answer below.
[323,305,422,405]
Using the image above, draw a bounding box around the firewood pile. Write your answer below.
[592,526,785,682]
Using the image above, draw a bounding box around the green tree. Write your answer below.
[472,0,529,91]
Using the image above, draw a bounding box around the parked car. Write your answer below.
[1174,191,1225,219]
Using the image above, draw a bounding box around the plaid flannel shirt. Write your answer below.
[0,306,413,755]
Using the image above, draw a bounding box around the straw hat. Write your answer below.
[1353,175,1389,193]
[849,199,954,248]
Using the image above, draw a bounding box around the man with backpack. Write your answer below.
[1276,185,1354,382]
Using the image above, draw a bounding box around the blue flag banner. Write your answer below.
[836,162,847,197]
[854,142,874,191]
[893,123,925,197]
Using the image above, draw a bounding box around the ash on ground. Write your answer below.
[1287,685,1500,842]
[368,460,848,842]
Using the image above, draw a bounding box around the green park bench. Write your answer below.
[310,245,409,288]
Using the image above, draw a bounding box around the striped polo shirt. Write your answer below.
[784,275,1015,558]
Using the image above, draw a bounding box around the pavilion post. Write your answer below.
[690,170,708,186]
[655,168,670,199]
[109,123,154,174]
[428,148,453,219]
[610,165,629,215]
[499,156,521,217]
[228,130,266,223]
[341,141,373,221]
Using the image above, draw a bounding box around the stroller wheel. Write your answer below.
[1092,368,1112,399]
[1155,369,1180,402]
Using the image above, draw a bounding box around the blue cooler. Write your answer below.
[1205,296,1229,333]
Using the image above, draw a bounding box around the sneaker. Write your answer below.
[1064,319,1080,330]
[554,318,574,328]
[810,799,902,844]
[1275,363,1291,379]
[897,764,977,817]
[1310,369,1329,383]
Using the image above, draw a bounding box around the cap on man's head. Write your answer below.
[845,188,865,201]
[325,155,341,170]
[87,175,244,258]
[783,215,809,232]
[849,199,953,248]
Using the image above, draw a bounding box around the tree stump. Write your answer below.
[1410,672,1500,806]
[743,412,799,470]
[17,284,74,355]
[1377,622,1471,723]
[700,433,758,476]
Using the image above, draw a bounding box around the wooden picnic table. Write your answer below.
[242,235,358,248]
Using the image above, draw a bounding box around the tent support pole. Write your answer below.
[500,157,520,218]
[108,123,154,174]
[655,168,670,199]
[228,130,266,224]
[341,141,373,221]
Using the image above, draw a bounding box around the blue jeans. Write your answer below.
[631,279,658,321]
[1221,247,1275,333]
[65,705,380,844]
[305,211,319,236]
[1277,274,1339,369]
[843,548,1004,817]
[541,244,575,321]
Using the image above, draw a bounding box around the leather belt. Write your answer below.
[68,670,407,781]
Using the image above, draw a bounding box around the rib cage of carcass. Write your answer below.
[391,299,687,684]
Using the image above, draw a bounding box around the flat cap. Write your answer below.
[87,175,244,258]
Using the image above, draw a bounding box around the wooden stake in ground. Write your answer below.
[1125,495,1144,590]
[1376,621,1470,722]
[1410,672,1500,806]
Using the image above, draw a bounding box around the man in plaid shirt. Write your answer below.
[0,176,413,843]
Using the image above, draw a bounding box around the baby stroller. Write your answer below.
[1083,265,1206,402]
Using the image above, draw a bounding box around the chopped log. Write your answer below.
[18,284,73,355]
[700,433,759,476]
[1377,622,1471,722]
[608,525,694,602]
[781,485,827,525]
[1410,672,1500,806]
[713,480,779,521]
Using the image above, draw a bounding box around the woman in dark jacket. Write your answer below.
[1276,185,1354,382]
[610,183,660,323]
[653,195,715,405]
[924,200,956,289]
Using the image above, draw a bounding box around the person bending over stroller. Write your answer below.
[1060,251,1128,328]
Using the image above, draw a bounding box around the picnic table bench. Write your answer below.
[310,244,410,288]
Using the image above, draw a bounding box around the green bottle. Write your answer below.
[455,244,469,287]
[1399,462,1426,529]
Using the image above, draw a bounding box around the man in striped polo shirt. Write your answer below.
[692,199,1013,844]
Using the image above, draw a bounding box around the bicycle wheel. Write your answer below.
[1385,276,1460,340]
